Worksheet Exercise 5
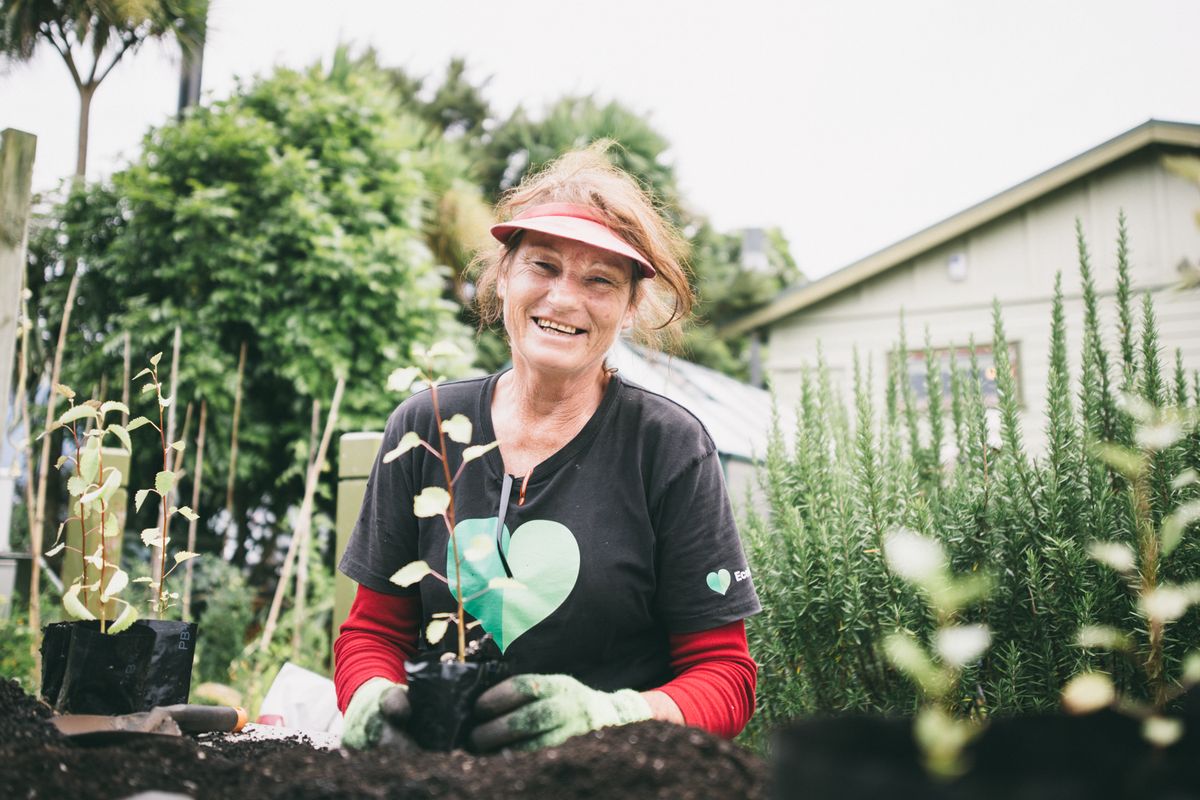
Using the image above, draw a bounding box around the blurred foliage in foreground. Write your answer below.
[743,218,1200,747]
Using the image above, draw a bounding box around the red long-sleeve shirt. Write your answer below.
[333,584,757,739]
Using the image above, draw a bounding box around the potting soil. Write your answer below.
[0,680,766,799]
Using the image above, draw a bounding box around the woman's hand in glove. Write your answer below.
[470,674,652,752]
[341,678,418,751]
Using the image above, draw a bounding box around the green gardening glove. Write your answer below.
[341,677,418,751]
[470,673,652,752]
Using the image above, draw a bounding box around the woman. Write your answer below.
[335,148,761,752]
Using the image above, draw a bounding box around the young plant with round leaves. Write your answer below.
[41,385,138,634]
[128,353,200,617]
[882,528,994,778]
[384,342,516,660]
[1068,394,1200,746]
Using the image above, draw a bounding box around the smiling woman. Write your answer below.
[334,145,762,754]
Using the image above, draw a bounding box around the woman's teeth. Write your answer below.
[535,318,581,335]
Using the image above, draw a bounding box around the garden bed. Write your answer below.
[0,680,766,799]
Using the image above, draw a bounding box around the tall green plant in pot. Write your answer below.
[40,354,202,714]
[382,342,521,751]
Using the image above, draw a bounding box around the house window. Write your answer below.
[904,343,1021,410]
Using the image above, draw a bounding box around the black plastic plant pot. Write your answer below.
[405,651,507,752]
[40,619,198,714]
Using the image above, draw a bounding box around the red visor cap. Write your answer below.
[489,202,657,279]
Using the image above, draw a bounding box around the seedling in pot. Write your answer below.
[42,384,138,634]
[127,353,200,617]
[382,342,522,751]
[384,342,524,658]
[882,528,994,778]
[1066,394,1200,746]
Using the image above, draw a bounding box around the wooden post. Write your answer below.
[292,399,321,660]
[259,378,343,655]
[181,400,207,620]
[223,341,246,555]
[0,130,37,552]
[63,447,129,619]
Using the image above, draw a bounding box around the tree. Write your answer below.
[0,0,208,178]
[27,56,473,575]
[484,96,683,214]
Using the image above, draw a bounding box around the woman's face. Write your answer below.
[499,230,638,383]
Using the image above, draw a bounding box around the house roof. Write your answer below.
[721,119,1200,337]
[607,339,787,462]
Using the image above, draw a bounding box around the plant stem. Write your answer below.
[157,368,169,618]
[1132,466,1166,709]
[429,380,465,661]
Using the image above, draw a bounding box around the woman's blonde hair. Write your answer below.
[472,143,694,351]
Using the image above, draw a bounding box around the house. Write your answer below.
[723,119,1200,453]
[607,339,783,510]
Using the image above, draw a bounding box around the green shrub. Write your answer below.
[744,217,1200,746]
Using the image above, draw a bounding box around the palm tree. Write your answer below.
[0,0,208,178]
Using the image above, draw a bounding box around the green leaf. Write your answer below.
[100,401,130,417]
[426,341,463,359]
[413,486,450,518]
[155,470,176,496]
[63,583,96,621]
[386,367,421,393]
[425,618,450,645]
[84,545,105,569]
[107,601,139,635]
[126,416,153,431]
[67,475,87,497]
[150,352,163,367]
[462,441,499,463]
[133,367,151,381]
[57,404,99,427]
[174,551,200,564]
[382,432,422,463]
[103,512,121,539]
[108,424,133,454]
[134,488,151,513]
[442,414,472,444]
[101,569,129,602]
[79,437,101,485]
[141,383,156,394]
[55,455,69,470]
[1162,501,1200,557]
[1093,443,1145,479]
[176,506,199,522]
[131,577,155,584]
[390,560,432,587]
[81,468,121,506]
[141,528,165,548]
[45,542,66,557]
[159,396,172,409]
[883,631,950,698]
[1062,672,1115,714]
[169,440,185,453]
[54,383,76,400]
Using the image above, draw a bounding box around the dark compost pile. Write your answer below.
[0,680,766,800]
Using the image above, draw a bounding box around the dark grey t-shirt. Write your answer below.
[339,370,760,692]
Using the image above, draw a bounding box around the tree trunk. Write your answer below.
[75,84,95,179]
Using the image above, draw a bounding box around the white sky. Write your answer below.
[2,0,1198,279]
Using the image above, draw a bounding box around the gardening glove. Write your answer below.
[341,678,418,752]
[470,673,652,752]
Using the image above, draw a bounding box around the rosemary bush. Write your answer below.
[745,217,1200,742]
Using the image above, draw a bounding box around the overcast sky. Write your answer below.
[2,0,1198,279]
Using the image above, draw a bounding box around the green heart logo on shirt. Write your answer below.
[706,568,731,595]
[446,517,580,652]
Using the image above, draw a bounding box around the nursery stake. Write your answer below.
[181,400,206,620]
[122,332,130,425]
[260,378,344,655]
[224,341,246,555]
[292,399,321,660]
[29,264,80,668]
